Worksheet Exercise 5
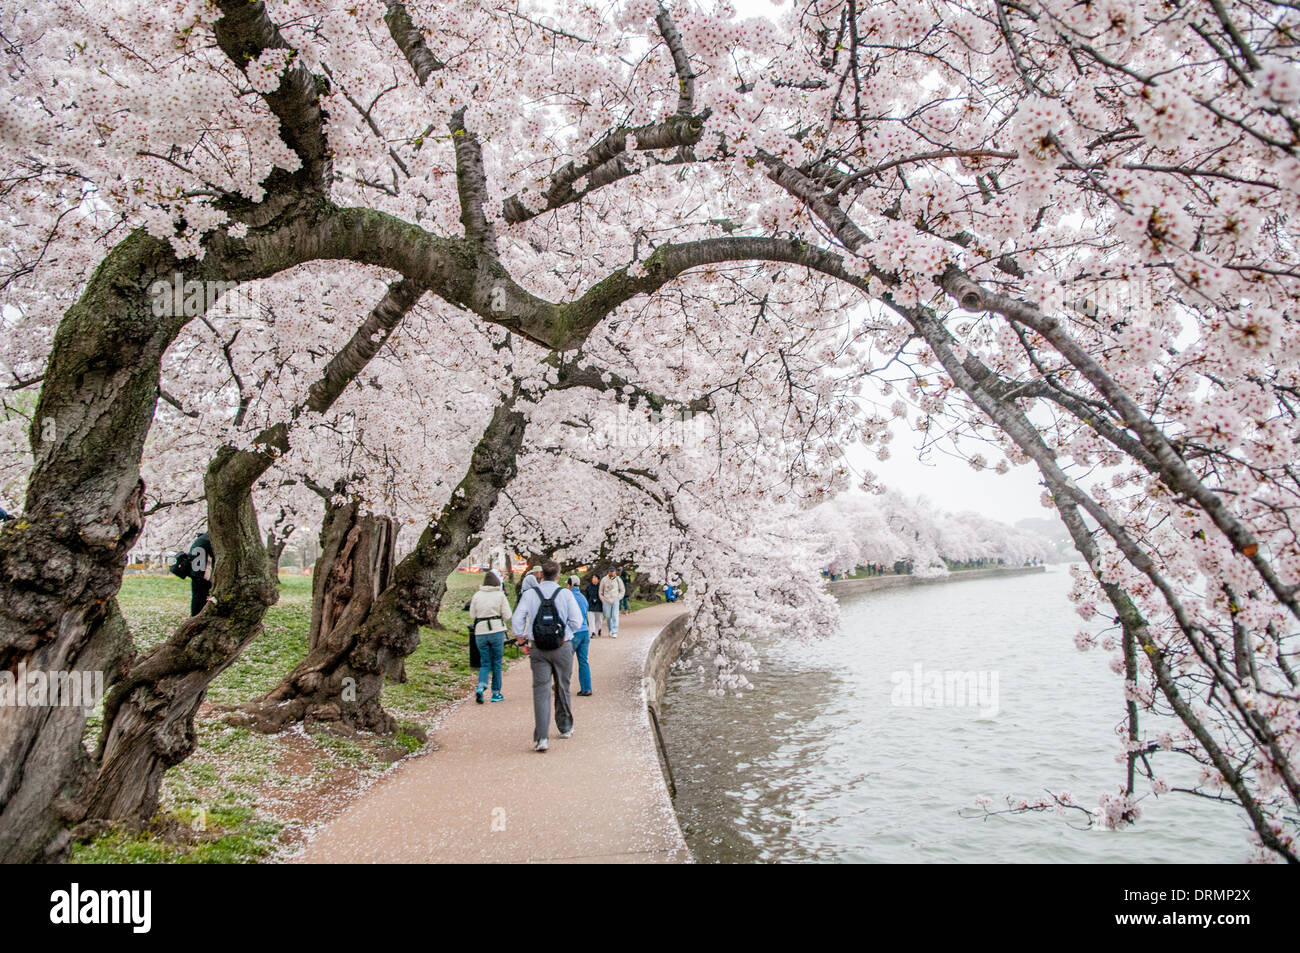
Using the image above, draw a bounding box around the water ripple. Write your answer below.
[659,567,1253,863]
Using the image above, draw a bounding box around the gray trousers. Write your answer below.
[530,641,574,743]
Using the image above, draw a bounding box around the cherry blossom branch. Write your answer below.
[158,389,198,420]
[495,3,708,224]
[1205,0,1262,72]
[940,269,1300,621]
[499,113,710,226]
[448,110,499,256]
[304,279,425,415]
[905,303,1298,859]
[912,318,1300,810]
[552,358,713,414]
[380,3,712,226]
[654,2,696,117]
[319,205,873,349]
[755,135,1300,630]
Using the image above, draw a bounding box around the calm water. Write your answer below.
[659,567,1255,863]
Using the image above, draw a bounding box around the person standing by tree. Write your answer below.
[512,561,584,752]
[619,566,631,611]
[469,571,512,704]
[599,567,625,639]
[567,575,593,697]
[583,572,604,637]
[189,530,214,617]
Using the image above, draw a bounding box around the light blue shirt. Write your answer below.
[512,581,584,643]
[570,588,589,633]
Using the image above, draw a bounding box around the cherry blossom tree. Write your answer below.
[0,0,1297,864]
[702,0,1300,860]
[811,490,1053,576]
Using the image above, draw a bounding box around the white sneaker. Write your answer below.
[559,728,573,739]
[533,738,548,752]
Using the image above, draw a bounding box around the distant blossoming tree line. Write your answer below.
[0,0,1297,862]
[812,491,1056,576]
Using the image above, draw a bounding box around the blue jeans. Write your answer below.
[476,630,505,692]
[571,629,591,693]
[603,601,619,636]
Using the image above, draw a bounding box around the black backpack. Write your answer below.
[532,588,566,650]
[168,550,193,579]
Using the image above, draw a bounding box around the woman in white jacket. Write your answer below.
[469,572,513,703]
[598,568,625,638]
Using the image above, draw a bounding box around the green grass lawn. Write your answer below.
[73,570,491,864]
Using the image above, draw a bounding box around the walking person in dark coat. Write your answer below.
[583,572,604,637]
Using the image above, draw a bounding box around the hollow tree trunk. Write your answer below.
[309,497,396,652]
[240,392,527,734]
[232,496,397,732]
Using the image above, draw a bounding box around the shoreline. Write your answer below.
[650,564,1052,861]
[825,564,1047,597]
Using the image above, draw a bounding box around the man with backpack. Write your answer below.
[169,530,215,616]
[511,560,584,752]
[189,531,214,616]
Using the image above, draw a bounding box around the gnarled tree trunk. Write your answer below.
[70,279,421,829]
[73,443,279,824]
[0,227,263,862]
[232,495,397,732]
[309,497,396,652]
[240,392,527,734]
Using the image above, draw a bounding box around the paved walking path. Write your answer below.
[295,602,691,863]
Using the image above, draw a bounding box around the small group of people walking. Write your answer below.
[580,567,627,638]
[468,561,630,752]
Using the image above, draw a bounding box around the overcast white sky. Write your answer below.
[841,427,1049,524]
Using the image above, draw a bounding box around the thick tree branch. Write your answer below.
[448,110,499,256]
[305,278,424,415]
[655,3,696,117]
[552,357,713,414]
[500,113,710,225]
[384,0,446,84]
[212,1,331,194]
